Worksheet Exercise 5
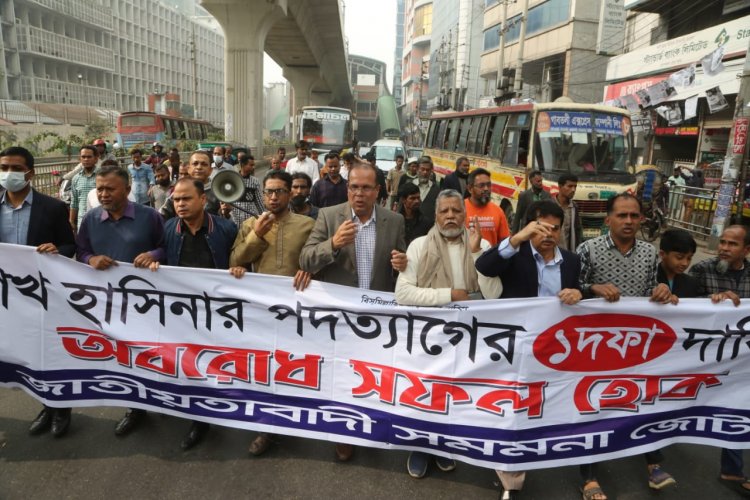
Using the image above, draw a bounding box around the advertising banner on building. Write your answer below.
[596,0,626,55]
[2,244,750,471]
[606,15,750,81]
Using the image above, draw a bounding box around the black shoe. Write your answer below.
[181,421,209,450]
[51,408,71,437]
[29,407,52,435]
[114,408,145,436]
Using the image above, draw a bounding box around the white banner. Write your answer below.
[2,244,750,470]
[606,15,750,81]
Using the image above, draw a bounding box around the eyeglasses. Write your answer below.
[473,182,492,189]
[263,188,290,197]
[348,185,377,194]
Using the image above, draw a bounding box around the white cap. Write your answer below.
[407,157,419,165]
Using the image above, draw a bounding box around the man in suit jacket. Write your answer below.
[0,146,76,437]
[474,199,580,499]
[300,161,407,462]
[440,156,470,198]
[301,161,407,293]
[476,199,581,300]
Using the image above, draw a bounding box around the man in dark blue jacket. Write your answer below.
[150,177,243,449]
[474,200,580,499]
[475,200,581,300]
[1,146,76,438]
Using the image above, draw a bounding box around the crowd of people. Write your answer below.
[2,139,750,500]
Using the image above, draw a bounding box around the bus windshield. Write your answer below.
[534,111,633,181]
[301,109,352,149]
[120,115,158,128]
[374,146,405,161]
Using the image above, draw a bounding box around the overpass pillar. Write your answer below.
[283,66,321,143]
[200,0,284,156]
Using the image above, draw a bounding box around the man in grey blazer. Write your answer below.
[300,161,407,462]
[300,161,407,293]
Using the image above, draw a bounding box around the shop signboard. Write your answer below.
[606,15,750,81]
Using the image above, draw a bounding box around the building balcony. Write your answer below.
[20,76,116,109]
[23,0,113,31]
[17,25,115,71]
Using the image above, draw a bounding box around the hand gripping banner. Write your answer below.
[1,243,749,470]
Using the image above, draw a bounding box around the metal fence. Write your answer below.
[664,185,724,239]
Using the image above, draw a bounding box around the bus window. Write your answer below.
[164,119,174,140]
[426,121,436,148]
[446,119,460,151]
[488,115,507,158]
[474,116,490,155]
[456,117,472,153]
[176,120,187,139]
[436,120,448,149]
[502,127,530,166]
[468,116,486,155]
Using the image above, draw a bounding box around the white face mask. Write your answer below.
[213,155,223,165]
[0,171,29,193]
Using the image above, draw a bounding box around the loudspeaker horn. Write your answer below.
[211,169,245,204]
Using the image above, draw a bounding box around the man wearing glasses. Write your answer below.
[300,160,407,462]
[464,168,509,246]
[230,169,315,457]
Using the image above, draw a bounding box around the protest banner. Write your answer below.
[1,244,749,470]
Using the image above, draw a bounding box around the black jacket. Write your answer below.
[441,172,468,197]
[475,240,580,299]
[1,188,75,258]
[657,264,700,298]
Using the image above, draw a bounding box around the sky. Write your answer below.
[263,0,397,89]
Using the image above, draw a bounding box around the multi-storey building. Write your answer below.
[426,0,484,113]
[393,0,404,106]
[604,1,750,167]
[479,0,610,106]
[400,0,432,146]
[0,0,224,126]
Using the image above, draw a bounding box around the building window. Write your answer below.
[482,0,570,50]
[485,0,499,7]
[483,25,500,51]
[414,4,432,37]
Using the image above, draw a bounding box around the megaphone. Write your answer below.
[211,169,246,204]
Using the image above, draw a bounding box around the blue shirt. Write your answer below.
[498,237,563,297]
[128,164,155,205]
[0,189,33,245]
[76,201,165,264]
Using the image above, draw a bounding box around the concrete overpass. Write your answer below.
[199,0,353,154]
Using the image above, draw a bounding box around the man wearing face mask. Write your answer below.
[210,146,232,178]
[289,172,318,219]
[1,146,76,438]
[309,152,348,209]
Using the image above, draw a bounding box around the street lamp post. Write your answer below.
[77,72,90,125]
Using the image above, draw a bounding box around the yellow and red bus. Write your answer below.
[423,101,636,239]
